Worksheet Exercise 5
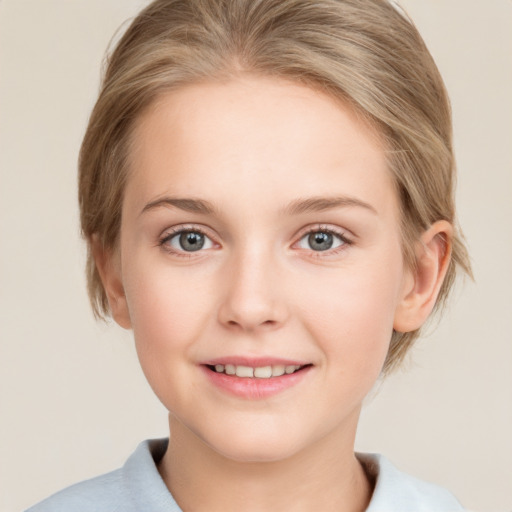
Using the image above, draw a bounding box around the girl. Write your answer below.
[28,0,471,510]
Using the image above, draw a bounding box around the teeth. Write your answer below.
[235,365,254,378]
[212,363,303,378]
[253,366,272,378]
[272,365,285,376]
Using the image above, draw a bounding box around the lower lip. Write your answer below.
[201,365,312,399]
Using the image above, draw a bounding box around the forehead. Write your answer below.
[125,76,396,219]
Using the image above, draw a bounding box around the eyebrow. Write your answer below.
[283,196,378,216]
[140,195,377,217]
[140,197,216,216]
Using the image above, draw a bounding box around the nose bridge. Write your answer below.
[218,241,286,331]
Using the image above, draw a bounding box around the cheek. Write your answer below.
[122,258,215,375]
[122,260,222,413]
[296,258,404,372]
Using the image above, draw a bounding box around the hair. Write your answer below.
[79,0,472,374]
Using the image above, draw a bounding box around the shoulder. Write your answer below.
[26,439,179,512]
[358,453,465,512]
[25,468,125,512]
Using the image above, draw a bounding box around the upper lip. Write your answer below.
[201,356,310,367]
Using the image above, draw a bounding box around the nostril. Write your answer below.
[225,318,276,329]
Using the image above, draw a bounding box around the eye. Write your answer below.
[296,229,348,252]
[161,229,214,252]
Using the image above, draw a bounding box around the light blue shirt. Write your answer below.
[27,438,465,511]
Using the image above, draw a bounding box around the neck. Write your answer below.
[158,413,372,512]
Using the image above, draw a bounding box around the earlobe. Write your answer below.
[393,220,453,333]
[91,235,132,329]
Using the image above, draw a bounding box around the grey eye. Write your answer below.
[297,230,345,252]
[179,232,204,251]
[308,232,333,251]
[167,230,213,252]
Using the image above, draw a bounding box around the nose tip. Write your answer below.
[218,290,285,332]
[223,312,281,332]
[217,257,288,332]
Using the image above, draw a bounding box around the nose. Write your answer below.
[217,247,289,332]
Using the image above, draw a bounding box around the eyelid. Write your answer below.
[294,224,353,242]
[158,224,220,255]
[157,223,353,257]
[292,224,354,253]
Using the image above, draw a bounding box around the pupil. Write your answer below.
[308,232,333,251]
[180,231,204,251]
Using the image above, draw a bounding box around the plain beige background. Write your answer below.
[1,1,511,511]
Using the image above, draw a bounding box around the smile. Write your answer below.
[201,360,313,399]
[208,364,305,378]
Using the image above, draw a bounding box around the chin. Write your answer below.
[200,424,307,464]
[213,441,301,464]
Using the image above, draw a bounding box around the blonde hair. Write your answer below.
[79,0,472,373]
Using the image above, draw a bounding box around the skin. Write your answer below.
[95,76,452,512]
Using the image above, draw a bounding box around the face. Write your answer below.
[111,76,414,462]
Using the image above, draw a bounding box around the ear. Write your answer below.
[91,235,132,329]
[393,220,452,333]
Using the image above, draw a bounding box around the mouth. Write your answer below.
[205,363,310,379]
[201,359,313,399]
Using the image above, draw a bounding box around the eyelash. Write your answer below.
[295,225,353,257]
[158,224,353,258]
[158,225,215,258]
